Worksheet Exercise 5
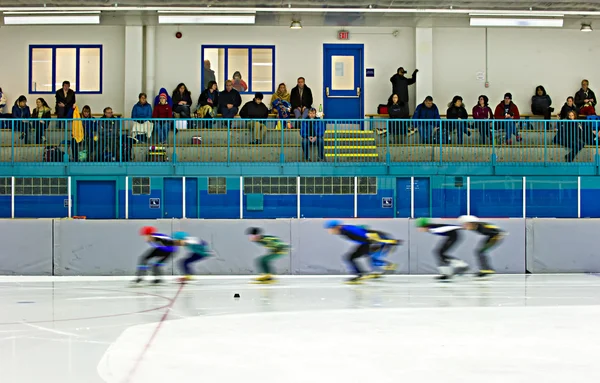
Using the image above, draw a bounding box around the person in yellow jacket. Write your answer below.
[70,105,86,161]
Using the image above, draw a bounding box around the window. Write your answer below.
[0,178,67,195]
[202,46,275,93]
[243,177,296,195]
[132,177,150,195]
[29,45,103,94]
[208,177,227,195]
[242,177,377,195]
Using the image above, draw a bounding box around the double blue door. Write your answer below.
[164,177,198,218]
[323,44,364,119]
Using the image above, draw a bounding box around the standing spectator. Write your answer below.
[559,97,577,119]
[55,80,76,119]
[300,108,325,161]
[270,83,291,119]
[472,95,494,144]
[32,98,51,144]
[219,80,242,118]
[390,67,418,114]
[240,92,270,144]
[574,79,597,114]
[197,81,219,118]
[131,93,153,142]
[79,105,96,161]
[412,96,440,144]
[385,94,410,143]
[203,60,216,89]
[11,95,31,143]
[494,93,522,145]
[152,93,173,144]
[172,83,192,118]
[445,95,470,144]
[0,87,6,113]
[231,71,248,92]
[290,77,313,119]
[531,85,554,120]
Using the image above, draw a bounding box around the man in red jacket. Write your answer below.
[152,93,172,144]
[494,93,523,145]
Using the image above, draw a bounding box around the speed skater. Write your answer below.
[325,220,403,284]
[245,227,289,284]
[172,231,213,283]
[367,228,403,279]
[458,215,506,278]
[414,218,469,280]
[133,226,177,285]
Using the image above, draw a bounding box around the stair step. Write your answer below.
[325,153,379,157]
[324,146,377,150]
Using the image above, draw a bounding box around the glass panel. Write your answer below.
[526,176,577,218]
[470,176,523,218]
[227,48,249,92]
[331,55,354,91]
[56,48,77,91]
[251,48,273,92]
[203,48,226,90]
[79,48,101,92]
[581,176,600,218]
[31,48,53,92]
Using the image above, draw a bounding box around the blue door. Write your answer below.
[164,177,183,218]
[76,180,116,219]
[185,177,199,218]
[395,177,431,218]
[323,44,364,119]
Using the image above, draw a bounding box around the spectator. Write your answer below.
[154,87,173,107]
[203,60,216,89]
[98,107,119,161]
[557,110,586,162]
[0,87,6,113]
[270,83,291,119]
[55,80,76,119]
[240,92,270,144]
[219,80,242,118]
[152,92,172,144]
[172,83,192,118]
[232,71,248,92]
[32,98,51,144]
[494,93,522,145]
[290,77,313,119]
[574,79,597,115]
[11,95,31,143]
[412,96,440,144]
[472,95,494,144]
[197,81,219,118]
[79,105,96,161]
[390,67,418,114]
[559,96,577,119]
[531,85,554,120]
[386,94,410,143]
[131,93,153,142]
[300,108,325,161]
[445,95,470,144]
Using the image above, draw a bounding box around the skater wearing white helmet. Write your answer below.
[458,215,505,278]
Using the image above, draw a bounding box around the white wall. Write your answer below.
[0,26,125,115]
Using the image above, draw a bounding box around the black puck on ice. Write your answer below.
[234,293,240,298]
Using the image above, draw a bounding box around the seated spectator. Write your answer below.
[97,107,119,161]
[300,108,325,161]
[559,97,577,119]
[172,83,193,118]
[32,98,51,144]
[131,93,154,142]
[531,85,554,120]
[154,87,173,107]
[412,96,440,144]
[494,93,522,145]
[472,95,494,144]
[11,95,31,143]
[270,83,291,119]
[197,81,219,118]
[232,71,248,92]
[152,93,172,144]
[575,79,597,115]
[219,80,242,119]
[556,110,586,162]
[291,77,313,119]
[240,92,270,144]
[55,81,76,119]
[445,95,470,144]
[386,94,410,143]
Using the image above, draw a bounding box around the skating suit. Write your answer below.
[148,233,177,252]
[257,235,289,255]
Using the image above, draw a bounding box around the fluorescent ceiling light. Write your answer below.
[157,10,255,15]
[3,15,100,25]
[469,12,564,17]
[470,18,563,27]
[3,11,100,15]
[158,15,255,24]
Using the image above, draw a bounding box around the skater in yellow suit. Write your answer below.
[245,227,289,284]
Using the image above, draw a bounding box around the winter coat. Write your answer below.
[154,88,173,107]
[197,89,219,108]
[219,89,242,108]
[172,91,193,107]
[55,88,76,112]
[239,101,269,119]
[152,103,173,119]
[387,102,409,119]
[131,102,153,121]
[290,85,313,110]
[446,104,469,120]
[390,72,417,104]
[32,107,51,119]
[412,103,440,128]
[472,105,494,120]
[494,102,520,120]
[82,118,98,138]
[575,88,597,109]
[559,103,578,119]
[300,118,326,138]
[12,104,31,119]
[531,94,552,114]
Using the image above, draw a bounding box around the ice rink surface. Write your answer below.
[1,274,600,383]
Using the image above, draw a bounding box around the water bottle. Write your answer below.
[317,104,323,118]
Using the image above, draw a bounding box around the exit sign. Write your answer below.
[338,31,350,40]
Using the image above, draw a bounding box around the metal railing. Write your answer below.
[0,117,598,166]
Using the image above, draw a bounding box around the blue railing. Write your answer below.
[0,117,598,166]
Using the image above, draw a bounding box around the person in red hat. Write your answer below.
[133,226,177,285]
[151,92,173,144]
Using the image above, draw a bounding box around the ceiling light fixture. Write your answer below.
[158,15,256,24]
[3,15,100,25]
[470,18,563,28]
[290,20,302,29]
[581,23,593,32]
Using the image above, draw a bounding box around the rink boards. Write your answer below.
[0,218,597,275]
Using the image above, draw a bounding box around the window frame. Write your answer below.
[132,177,151,195]
[201,45,276,95]
[208,177,227,195]
[29,44,103,95]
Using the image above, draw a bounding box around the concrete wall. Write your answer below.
[1,218,598,275]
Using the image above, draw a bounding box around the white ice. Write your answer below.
[1,275,600,383]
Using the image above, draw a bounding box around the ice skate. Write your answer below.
[436,266,453,281]
[475,269,496,278]
[368,272,384,279]
[178,275,192,283]
[450,259,470,276]
[252,274,275,284]
[383,263,397,272]
[130,277,144,286]
[345,275,367,284]
[151,278,163,285]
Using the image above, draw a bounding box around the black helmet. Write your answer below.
[245,227,262,235]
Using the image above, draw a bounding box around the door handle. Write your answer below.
[357,87,361,96]
[326,87,330,97]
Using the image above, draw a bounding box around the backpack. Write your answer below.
[377,104,389,114]
[44,146,64,162]
[147,146,168,162]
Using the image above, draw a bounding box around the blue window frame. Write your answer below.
[201,45,275,94]
[29,44,103,95]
